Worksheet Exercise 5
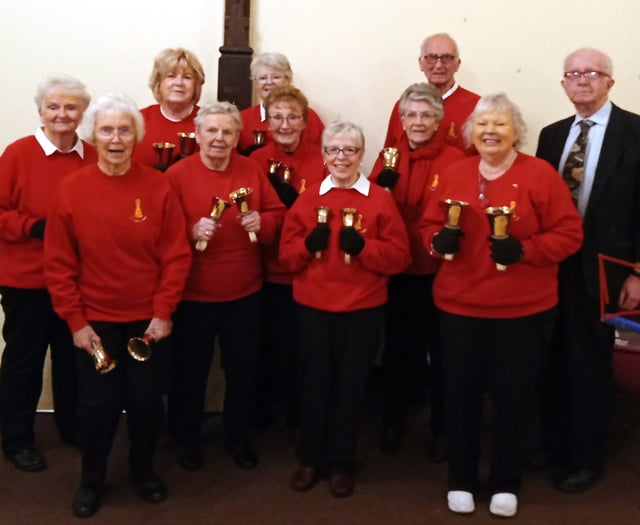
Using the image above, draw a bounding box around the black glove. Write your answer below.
[30,219,46,240]
[489,236,524,265]
[339,227,365,256]
[240,143,265,156]
[376,168,400,190]
[431,227,463,256]
[305,223,330,254]
[274,180,299,208]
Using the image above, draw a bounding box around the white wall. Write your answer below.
[1,0,639,407]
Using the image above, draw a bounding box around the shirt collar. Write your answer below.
[35,127,85,158]
[260,102,266,122]
[319,173,370,196]
[441,82,459,100]
[573,100,612,127]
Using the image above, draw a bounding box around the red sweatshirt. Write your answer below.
[384,85,480,153]
[0,134,97,288]
[280,175,411,312]
[238,104,325,152]
[166,151,287,302]
[133,104,200,167]
[44,162,192,332]
[420,153,583,319]
[251,140,326,284]
[370,131,465,275]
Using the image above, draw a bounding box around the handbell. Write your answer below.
[381,147,400,169]
[486,206,514,271]
[253,130,266,145]
[195,197,231,251]
[91,341,117,374]
[315,206,330,259]
[229,187,258,243]
[152,142,175,172]
[442,199,469,261]
[341,208,358,264]
[177,132,197,157]
[127,333,154,362]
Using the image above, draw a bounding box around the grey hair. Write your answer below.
[322,121,365,151]
[82,93,145,144]
[250,52,293,81]
[194,101,242,131]
[34,75,91,112]
[420,33,459,57]
[398,83,445,122]
[462,93,527,150]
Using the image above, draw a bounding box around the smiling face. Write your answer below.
[267,99,306,153]
[471,109,518,163]
[418,34,460,93]
[323,132,364,188]
[401,99,440,149]
[39,91,84,141]
[196,113,240,170]
[94,110,136,175]
[158,61,197,110]
[254,65,290,102]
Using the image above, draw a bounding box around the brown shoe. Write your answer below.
[329,473,354,498]
[291,465,317,492]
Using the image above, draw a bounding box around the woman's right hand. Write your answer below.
[191,217,217,242]
[73,325,100,355]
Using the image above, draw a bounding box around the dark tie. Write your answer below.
[562,119,595,202]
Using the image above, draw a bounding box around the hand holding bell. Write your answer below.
[195,197,231,251]
[230,187,258,243]
[340,208,358,264]
[439,199,469,260]
[127,333,154,362]
[90,341,117,374]
[376,147,400,191]
[486,206,516,271]
[312,207,331,259]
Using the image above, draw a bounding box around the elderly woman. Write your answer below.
[371,83,465,458]
[250,85,326,430]
[0,75,96,472]
[44,93,192,518]
[134,47,206,169]
[280,121,410,497]
[166,101,286,472]
[238,52,324,154]
[420,93,583,517]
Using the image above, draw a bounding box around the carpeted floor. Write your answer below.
[1,391,639,524]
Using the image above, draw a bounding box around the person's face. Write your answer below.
[561,49,614,114]
[401,100,440,149]
[39,92,84,137]
[418,35,461,90]
[94,111,137,172]
[158,62,197,108]
[267,99,306,153]
[471,110,518,161]
[254,66,290,101]
[322,133,363,187]
[196,113,239,167]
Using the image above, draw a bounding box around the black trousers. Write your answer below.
[254,282,299,428]
[441,308,555,495]
[77,320,166,486]
[168,292,262,447]
[0,287,77,452]
[296,304,383,472]
[381,274,444,435]
[541,254,614,470]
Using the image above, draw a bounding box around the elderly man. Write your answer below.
[384,33,479,152]
[536,48,640,493]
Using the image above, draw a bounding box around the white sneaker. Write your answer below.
[490,492,518,517]
[447,490,475,513]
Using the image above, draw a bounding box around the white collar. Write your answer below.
[319,172,370,196]
[441,82,460,100]
[35,127,85,157]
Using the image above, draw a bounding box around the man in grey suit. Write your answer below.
[536,48,640,493]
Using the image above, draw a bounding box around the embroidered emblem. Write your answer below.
[299,179,306,193]
[132,198,147,222]
[448,122,457,139]
[431,174,439,190]
[355,214,367,234]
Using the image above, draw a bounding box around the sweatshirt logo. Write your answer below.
[132,198,147,222]
[448,122,457,139]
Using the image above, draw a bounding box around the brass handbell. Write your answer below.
[341,208,358,264]
[486,206,514,271]
[442,199,469,260]
[90,341,117,375]
[195,197,231,251]
[229,187,258,243]
[281,165,293,183]
[378,147,400,191]
[268,159,281,176]
[177,132,197,157]
[127,333,153,362]
[253,130,266,145]
[152,142,175,172]
[315,206,330,259]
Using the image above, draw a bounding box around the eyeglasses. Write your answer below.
[563,70,610,81]
[267,114,303,125]
[403,111,437,121]
[422,53,457,65]
[96,127,134,139]
[255,74,284,84]
[323,146,360,157]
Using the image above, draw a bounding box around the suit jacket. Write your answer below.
[536,103,640,298]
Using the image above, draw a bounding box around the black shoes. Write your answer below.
[72,485,102,518]
[227,442,259,470]
[177,445,203,471]
[555,468,603,493]
[5,448,46,472]
[131,472,168,503]
[379,427,403,455]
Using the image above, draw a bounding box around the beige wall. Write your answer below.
[1,0,639,408]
